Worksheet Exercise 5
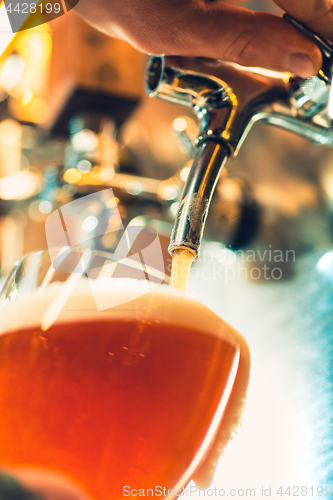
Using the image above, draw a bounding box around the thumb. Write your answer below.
[151,4,322,78]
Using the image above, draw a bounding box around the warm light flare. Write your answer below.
[0,119,21,147]
[0,170,41,200]
[180,166,190,182]
[71,130,99,153]
[63,168,82,184]
[173,117,188,132]
[0,53,25,92]
[21,86,33,105]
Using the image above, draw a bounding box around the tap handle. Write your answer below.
[283,13,333,82]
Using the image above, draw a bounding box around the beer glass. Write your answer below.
[0,247,250,499]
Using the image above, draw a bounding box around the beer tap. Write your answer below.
[146,15,333,258]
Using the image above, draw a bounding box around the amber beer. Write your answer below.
[0,283,250,499]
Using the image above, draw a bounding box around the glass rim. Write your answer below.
[0,246,170,302]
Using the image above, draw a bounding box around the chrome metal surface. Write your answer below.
[169,141,229,256]
[284,13,333,82]
[147,55,333,155]
[146,20,333,257]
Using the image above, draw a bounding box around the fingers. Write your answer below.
[156,3,323,77]
[74,0,323,78]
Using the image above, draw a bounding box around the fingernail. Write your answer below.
[281,53,315,78]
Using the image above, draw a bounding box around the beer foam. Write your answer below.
[0,277,251,491]
[0,279,241,348]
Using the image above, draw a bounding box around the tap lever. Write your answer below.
[283,13,333,82]
[284,13,333,118]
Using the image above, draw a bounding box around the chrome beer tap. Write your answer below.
[146,15,333,258]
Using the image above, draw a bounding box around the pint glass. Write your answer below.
[0,248,250,499]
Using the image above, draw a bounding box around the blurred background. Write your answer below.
[0,0,332,495]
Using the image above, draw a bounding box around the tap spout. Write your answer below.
[169,140,230,257]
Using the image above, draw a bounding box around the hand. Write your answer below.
[74,0,325,78]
